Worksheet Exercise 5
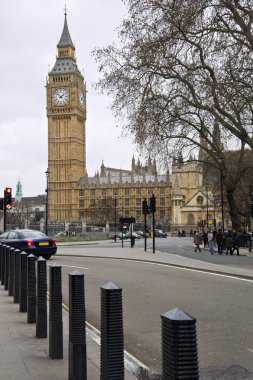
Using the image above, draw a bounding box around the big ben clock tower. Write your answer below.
[46,11,86,222]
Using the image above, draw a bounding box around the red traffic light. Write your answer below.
[4,187,12,210]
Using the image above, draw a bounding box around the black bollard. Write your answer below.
[1,245,6,286]
[161,307,199,380]
[13,249,21,303]
[49,263,63,359]
[100,282,124,380]
[36,257,47,338]
[19,252,28,312]
[27,254,36,323]
[8,247,15,296]
[69,270,86,380]
[4,246,10,291]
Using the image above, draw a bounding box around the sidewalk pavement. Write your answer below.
[0,286,136,380]
[0,240,252,380]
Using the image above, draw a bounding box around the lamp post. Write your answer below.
[114,195,117,242]
[218,156,225,232]
[45,168,50,236]
[205,185,209,228]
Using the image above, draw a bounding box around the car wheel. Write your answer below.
[42,254,51,260]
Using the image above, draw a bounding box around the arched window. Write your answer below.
[188,214,195,225]
[196,196,204,206]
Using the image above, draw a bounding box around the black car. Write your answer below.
[0,229,57,260]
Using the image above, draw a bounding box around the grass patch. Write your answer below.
[53,235,109,242]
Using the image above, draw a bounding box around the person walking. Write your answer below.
[232,231,240,256]
[202,230,208,248]
[193,232,202,252]
[247,230,252,253]
[208,228,215,255]
[216,229,223,254]
[225,232,234,255]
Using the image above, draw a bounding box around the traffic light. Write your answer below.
[0,198,3,210]
[150,194,156,213]
[4,187,12,210]
[142,198,150,215]
[250,203,253,217]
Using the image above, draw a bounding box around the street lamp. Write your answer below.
[114,195,117,242]
[218,156,225,232]
[205,185,209,228]
[114,194,117,243]
[45,168,50,236]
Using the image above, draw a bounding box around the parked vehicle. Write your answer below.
[125,232,141,239]
[154,229,167,238]
[135,231,144,237]
[110,234,126,240]
[0,229,57,260]
[135,231,149,238]
[55,231,66,236]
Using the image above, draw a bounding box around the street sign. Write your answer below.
[119,217,136,224]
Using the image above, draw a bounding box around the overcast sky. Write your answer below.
[0,1,137,197]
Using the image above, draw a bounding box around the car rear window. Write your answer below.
[8,232,19,239]
[20,231,47,239]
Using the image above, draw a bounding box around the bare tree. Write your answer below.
[94,0,253,229]
[94,1,253,156]
[84,196,118,225]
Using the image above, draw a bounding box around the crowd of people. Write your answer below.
[193,228,253,256]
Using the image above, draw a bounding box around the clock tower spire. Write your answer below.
[46,12,86,222]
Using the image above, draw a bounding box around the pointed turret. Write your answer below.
[15,179,23,202]
[100,160,106,176]
[153,158,157,175]
[50,10,82,77]
[57,11,75,50]
[213,120,221,146]
[131,155,136,173]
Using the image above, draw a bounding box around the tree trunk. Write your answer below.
[226,189,242,231]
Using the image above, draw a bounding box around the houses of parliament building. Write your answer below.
[46,13,215,232]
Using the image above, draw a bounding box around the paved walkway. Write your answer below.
[0,278,136,380]
[0,240,252,379]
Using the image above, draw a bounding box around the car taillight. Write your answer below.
[27,240,34,247]
[53,240,56,246]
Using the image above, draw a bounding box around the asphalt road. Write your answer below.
[52,239,253,379]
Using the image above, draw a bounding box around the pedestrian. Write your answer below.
[216,229,223,254]
[232,231,240,256]
[225,232,234,255]
[247,230,252,253]
[202,230,208,248]
[207,228,215,255]
[242,230,248,247]
[193,232,202,252]
[213,229,217,248]
[221,232,227,252]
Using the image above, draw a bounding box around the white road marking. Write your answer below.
[55,264,89,270]
[124,259,253,283]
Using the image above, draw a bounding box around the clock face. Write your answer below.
[79,90,85,108]
[52,88,69,106]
